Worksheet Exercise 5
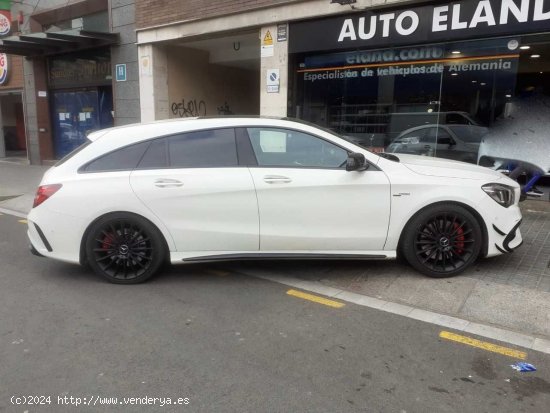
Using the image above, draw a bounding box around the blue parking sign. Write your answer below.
[115,64,126,82]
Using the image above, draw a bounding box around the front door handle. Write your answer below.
[154,178,184,188]
[263,175,292,184]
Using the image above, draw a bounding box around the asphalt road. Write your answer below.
[1,213,549,413]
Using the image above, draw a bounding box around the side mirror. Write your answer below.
[346,152,369,172]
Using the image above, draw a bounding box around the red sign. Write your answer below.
[0,53,8,84]
[0,10,10,36]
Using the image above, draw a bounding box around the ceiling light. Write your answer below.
[480,82,487,86]
[519,45,530,50]
[451,73,458,76]
[531,54,541,58]
[451,50,461,54]
[472,80,477,83]
[505,94,512,98]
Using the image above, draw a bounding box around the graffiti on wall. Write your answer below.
[217,102,233,115]
[171,98,207,117]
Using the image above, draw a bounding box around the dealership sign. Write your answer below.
[290,0,550,53]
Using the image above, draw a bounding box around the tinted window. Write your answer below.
[168,128,238,168]
[55,139,92,167]
[247,128,348,168]
[138,138,168,169]
[83,141,149,172]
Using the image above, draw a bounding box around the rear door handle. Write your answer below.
[263,175,292,184]
[154,178,184,188]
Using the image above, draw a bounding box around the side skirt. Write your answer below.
[180,252,390,264]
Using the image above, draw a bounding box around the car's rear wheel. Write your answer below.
[402,204,482,278]
[85,213,165,284]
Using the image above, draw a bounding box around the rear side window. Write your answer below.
[138,139,168,169]
[55,139,92,167]
[81,141,150,172]
[167,128,238,168]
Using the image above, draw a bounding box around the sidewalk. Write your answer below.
[0,161,49,214]
[1,160,549,347]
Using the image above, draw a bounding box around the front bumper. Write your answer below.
[483,201,523,257]
[492,219,523,254]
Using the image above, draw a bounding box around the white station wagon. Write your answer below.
[28,117,523,283]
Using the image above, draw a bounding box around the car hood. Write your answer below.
[396,154,505,180]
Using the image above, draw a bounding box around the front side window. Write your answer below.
[247,128,348,168]
[424,127,454,145]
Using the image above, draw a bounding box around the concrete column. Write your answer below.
[138,44,169,122]
[260,25,288,117]
[23,58,40,165]
[0,100,5,158]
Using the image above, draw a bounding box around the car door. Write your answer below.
[244,127,391,252]
[130,128,259,252]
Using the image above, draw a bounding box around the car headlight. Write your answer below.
[482,183,515,207]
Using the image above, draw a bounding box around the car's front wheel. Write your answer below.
[85,213,166,284]
[402,204,482,278]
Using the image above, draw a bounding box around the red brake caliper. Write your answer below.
[453,224,465,254]
[102,233,115,250]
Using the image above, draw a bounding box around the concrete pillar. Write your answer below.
[0,100,5,158]
[23,58,40,165]
[260,25,288,117]
[138,44,169,122]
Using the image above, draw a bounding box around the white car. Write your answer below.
[28,118,523,284]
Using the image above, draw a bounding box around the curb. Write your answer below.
[251,272,550,356]
[0,206,28,219]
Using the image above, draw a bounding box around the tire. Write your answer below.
[401,203,482,278]
[85,213,166,284]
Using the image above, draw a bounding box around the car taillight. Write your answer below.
[33,184,62,208]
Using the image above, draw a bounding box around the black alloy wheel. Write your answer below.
[402,204,482,278]
[85,213,165,284]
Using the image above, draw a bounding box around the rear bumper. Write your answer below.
[27,208,85,264]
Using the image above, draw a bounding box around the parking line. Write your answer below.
[439,331,527,359]
[286,289,345,308]
[18,219,28,224]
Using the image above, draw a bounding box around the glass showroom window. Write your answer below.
[291,34,550,172]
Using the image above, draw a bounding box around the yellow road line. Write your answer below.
[18,219,28,224]
[439,331,527,359]
[286,289,345,308]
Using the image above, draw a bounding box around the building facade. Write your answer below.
[0,0,140,164]
[135,0,550,189]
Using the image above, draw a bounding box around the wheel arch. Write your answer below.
[397,201,489,260]
[79,211,171,266]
